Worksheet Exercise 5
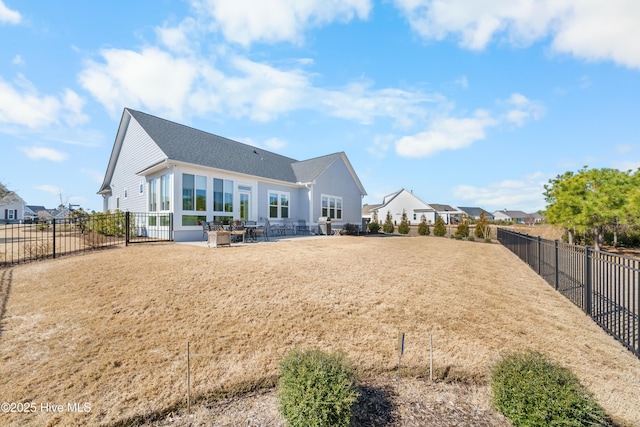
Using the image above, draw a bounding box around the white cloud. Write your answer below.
[12,54,23,65]
[453,172,548,212]
[264,137,287,150]
[194,0,372,46]
[20,146,69,162]
[0,0,21,25]
[393,0,640,69]
[503,92,545,126]
[0,75,87,128]
[79,44,439,126]
[34,184,63,196]
[367,134,394,159]
[78,47,199,120]
[395,109,496,158]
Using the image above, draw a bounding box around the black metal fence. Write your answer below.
[1,212,172,267]
[498,227,639,359]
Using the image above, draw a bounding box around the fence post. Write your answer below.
[585,246,592,316]
[125,212,130,246]
[554,240,559,290]
[52,218,56,259]
[537,236,541,275]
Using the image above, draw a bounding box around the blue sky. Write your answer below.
[1,0,639,213]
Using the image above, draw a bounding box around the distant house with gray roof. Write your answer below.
[99,108,367,241]
[364,188,435,225]
[0,184,25,223]
[457,207,494,221]
[493,209,529,223]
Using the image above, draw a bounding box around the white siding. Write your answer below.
[106,116,166,212]
[375,190,434,225]
[312,157,363,228]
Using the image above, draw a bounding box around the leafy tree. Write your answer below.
[418,214,430,236]
[475,211,491,239]
[398,209,410,234]
[433,216,447,237]
[382,211,394,233]
[544,167,632,250]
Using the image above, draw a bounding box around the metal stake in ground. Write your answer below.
[397,332,405,380]
[187,341,191,415]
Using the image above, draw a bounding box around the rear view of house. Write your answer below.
[98,109,367,241]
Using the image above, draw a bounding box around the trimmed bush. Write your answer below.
[367,221,380,233]
[278,349,359,427]
[433,216,447,237]
[491,351,610,427]
[382,211,394,234]
[455,221,469,237]
[418,215,430,236]
[398,209,410,234]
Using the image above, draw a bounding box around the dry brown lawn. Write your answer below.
[1,236,639,426]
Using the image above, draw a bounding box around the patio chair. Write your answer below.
[230,220,245,243]
[253,218,269,241]
[284,221,295,235]
[201,220,210,241]
[296,219,310,235]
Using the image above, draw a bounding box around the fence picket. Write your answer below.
[498,228,639,360]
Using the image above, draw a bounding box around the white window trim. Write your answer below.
[268,190,290,219]
[321,194,343,220]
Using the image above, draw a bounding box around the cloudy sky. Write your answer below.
[1,0,639,213]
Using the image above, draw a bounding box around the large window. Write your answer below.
[213,178,233,213]
[268,190,290,219]
[321,194,342,220]
[183,174,206,211]
[149,179,157,211]
[161,174,171,211]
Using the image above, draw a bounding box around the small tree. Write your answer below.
[433,216,447,237]
[382,211,394,233]
[367,221,380,233]
[455,221,469,238]
[418,214,430,236]
[475,211,491,241]
[398,209,410,234]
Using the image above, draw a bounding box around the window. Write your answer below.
[268,191,290,219]
[182,174,194,210]
[183,174,206,211]
[124,188,128,199]
[161,174,171,210]
[139,181,144,194]
[321,194,342,219]
[213,178,233,213]
[149,178,157,211]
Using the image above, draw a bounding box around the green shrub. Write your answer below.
[433,216,447,237]
[278,349,359,427]
[382,211,394,234]
[367,221,380,233]
[398,209,410,234]
[467,236,475,241]
[491,351,610,427]
[455,221,469,237]
[418,215,430,236]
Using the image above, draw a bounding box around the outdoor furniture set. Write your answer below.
[201,219,312,247]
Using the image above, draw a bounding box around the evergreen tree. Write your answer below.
[455,221,469,237]
[382,211,394,233]
[398,209,410,234]
[433,216,447,237]
[418,214,430,236]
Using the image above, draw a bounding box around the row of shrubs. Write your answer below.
[367,210,492,241]
[276,348,611,426]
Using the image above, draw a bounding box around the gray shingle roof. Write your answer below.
[128,109,300,183]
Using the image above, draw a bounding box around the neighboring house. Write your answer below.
[457,207,494,221]
[364,189,436,225]
[429,203,465,224]
[98,108,367,241]
[0,184,25,223]
[493,209,529,223]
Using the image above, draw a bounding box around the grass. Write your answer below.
[0,237,639,426]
